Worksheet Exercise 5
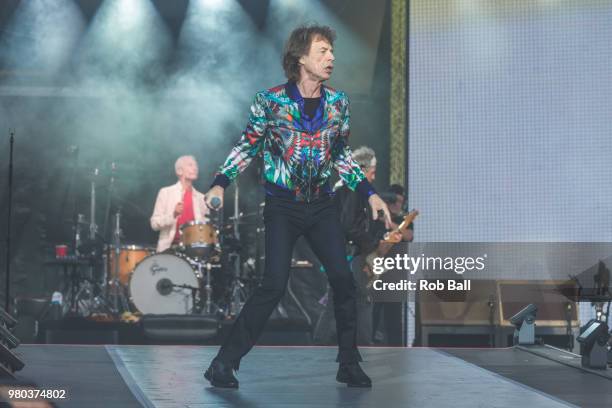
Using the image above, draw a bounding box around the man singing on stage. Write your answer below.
[204,24,391,389]
[150,155,209,252]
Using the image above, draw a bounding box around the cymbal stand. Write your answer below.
[88,168,102,289]
[228,264,244,315]
[102,162,117,241]
[226,181,246,316]
[64,169,96,316]
[197,260,222,315]
[107,209,128,315]
[5,129,14,311]
[254,202,265,283]
[74,214,84,257]
[233,179,240,241]
[89,168,98,241]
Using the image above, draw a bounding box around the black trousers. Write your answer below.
[217,194,362,369]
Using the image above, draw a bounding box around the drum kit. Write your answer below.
[55,217,226,319]
[51,166,260,321]
[125,221,222,316]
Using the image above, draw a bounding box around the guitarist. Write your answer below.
[372,185,414,345]
[332,146,402,345]
[386,184,414,242]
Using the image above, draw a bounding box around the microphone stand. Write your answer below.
[564,302,574,352]
[5,129,15,311]
[103,162,116,240]
[229,180,242,316]
[110,209,128,315]
[69,147,81,256]
[488,295,496,347]
[201,261,222,315]
[89,168,99,241]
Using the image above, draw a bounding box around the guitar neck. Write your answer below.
[396,211,418,233]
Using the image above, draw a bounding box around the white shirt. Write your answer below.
[150,181,209,252]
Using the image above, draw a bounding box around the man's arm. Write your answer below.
[331,99,374,195]
[210,92,268,190]
[337,189,379,256]
[150,189,174,231]
[206,92,268,209]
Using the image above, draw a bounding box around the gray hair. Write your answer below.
[175,155,197,176]
[352,146,376,170]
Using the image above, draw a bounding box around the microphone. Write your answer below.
[210,196,221,209]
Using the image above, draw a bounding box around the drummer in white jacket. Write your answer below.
[150,155,209,252]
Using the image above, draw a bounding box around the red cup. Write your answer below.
[55,244,68,258]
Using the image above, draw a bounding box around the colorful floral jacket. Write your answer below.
[211,82,375,201]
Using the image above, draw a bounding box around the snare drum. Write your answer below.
[179,221,219,259]
[129,253,200,315]
[106,245,154,285]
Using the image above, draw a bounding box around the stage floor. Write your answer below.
[9,344,612,407]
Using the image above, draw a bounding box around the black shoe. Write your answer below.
[336,362,372,387]
[204,359,239,389]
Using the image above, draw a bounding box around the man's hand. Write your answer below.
[385,224,413,243]
[384,230,403,243]
[368,194,392,229]
[376,230,401,256]
[402,229,414,242]
[205,185,225,210]
[173,202,183,218]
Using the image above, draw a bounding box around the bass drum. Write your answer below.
[129,253,200,315]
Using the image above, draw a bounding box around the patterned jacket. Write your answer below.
[211,82,375,201]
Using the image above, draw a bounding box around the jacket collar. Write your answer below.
[174,181,196,195]
[285,81,328,103]
[285,81,328,132]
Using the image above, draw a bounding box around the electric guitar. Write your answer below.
[364,210,419,288]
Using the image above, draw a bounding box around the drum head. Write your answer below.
[129,253,198,315]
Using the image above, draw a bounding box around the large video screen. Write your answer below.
[409,1,612,242]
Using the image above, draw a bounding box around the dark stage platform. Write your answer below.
[7,344,612,407]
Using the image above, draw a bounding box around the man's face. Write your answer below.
[299,37,335,82]
[364,165,376,183]
[389,194,405,215]
[178,158,199,181]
